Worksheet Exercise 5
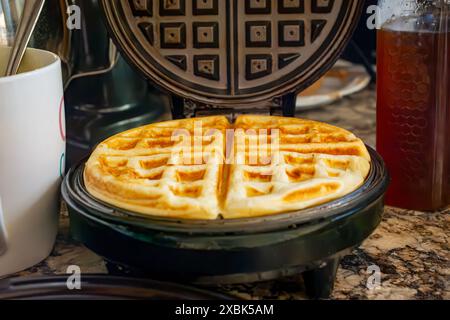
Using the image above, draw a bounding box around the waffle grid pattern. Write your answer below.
[222,116,370,217]
[123,0,346,94]
[85,117,228,219]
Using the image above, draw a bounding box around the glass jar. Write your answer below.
[377,0,450,211]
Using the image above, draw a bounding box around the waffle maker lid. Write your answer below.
[100,0,363,108]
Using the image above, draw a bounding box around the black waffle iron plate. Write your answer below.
[61,0,388,300]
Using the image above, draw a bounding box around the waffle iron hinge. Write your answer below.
[170,92,297,121]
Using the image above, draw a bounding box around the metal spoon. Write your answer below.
[4,0,46,77]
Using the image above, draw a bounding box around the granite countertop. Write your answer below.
[11,87,450,300]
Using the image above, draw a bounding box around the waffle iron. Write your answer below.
[62,0,389,299]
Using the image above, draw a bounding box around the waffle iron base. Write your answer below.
[62,148,389,299]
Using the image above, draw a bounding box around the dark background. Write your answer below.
[342,0,377,77]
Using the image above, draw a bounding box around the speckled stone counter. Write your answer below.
[10,87,450,300]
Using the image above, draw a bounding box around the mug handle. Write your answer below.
[0,196,8,256]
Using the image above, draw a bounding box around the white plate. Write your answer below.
[296,60,371,110]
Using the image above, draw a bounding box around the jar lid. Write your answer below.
[100,0,363,106]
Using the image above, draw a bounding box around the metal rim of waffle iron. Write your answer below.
[62,147,389,235]
[100,0,364,106]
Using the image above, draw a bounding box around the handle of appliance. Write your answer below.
[0,196,8,257]
[63,40,119,91]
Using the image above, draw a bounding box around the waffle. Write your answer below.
[84,116,229,220]
[223,115,370,218]
[84,115,370,220]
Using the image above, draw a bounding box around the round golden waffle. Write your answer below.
[84,115,370,220]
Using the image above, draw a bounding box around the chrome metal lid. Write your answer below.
[100,0,363,107]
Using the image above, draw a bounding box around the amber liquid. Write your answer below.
[377,18,450,211]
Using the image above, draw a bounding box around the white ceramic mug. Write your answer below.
[0,47,65,277]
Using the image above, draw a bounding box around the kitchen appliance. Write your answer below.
[63,148,388,299]
[0,275,233,299]
[62,0,389,299]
